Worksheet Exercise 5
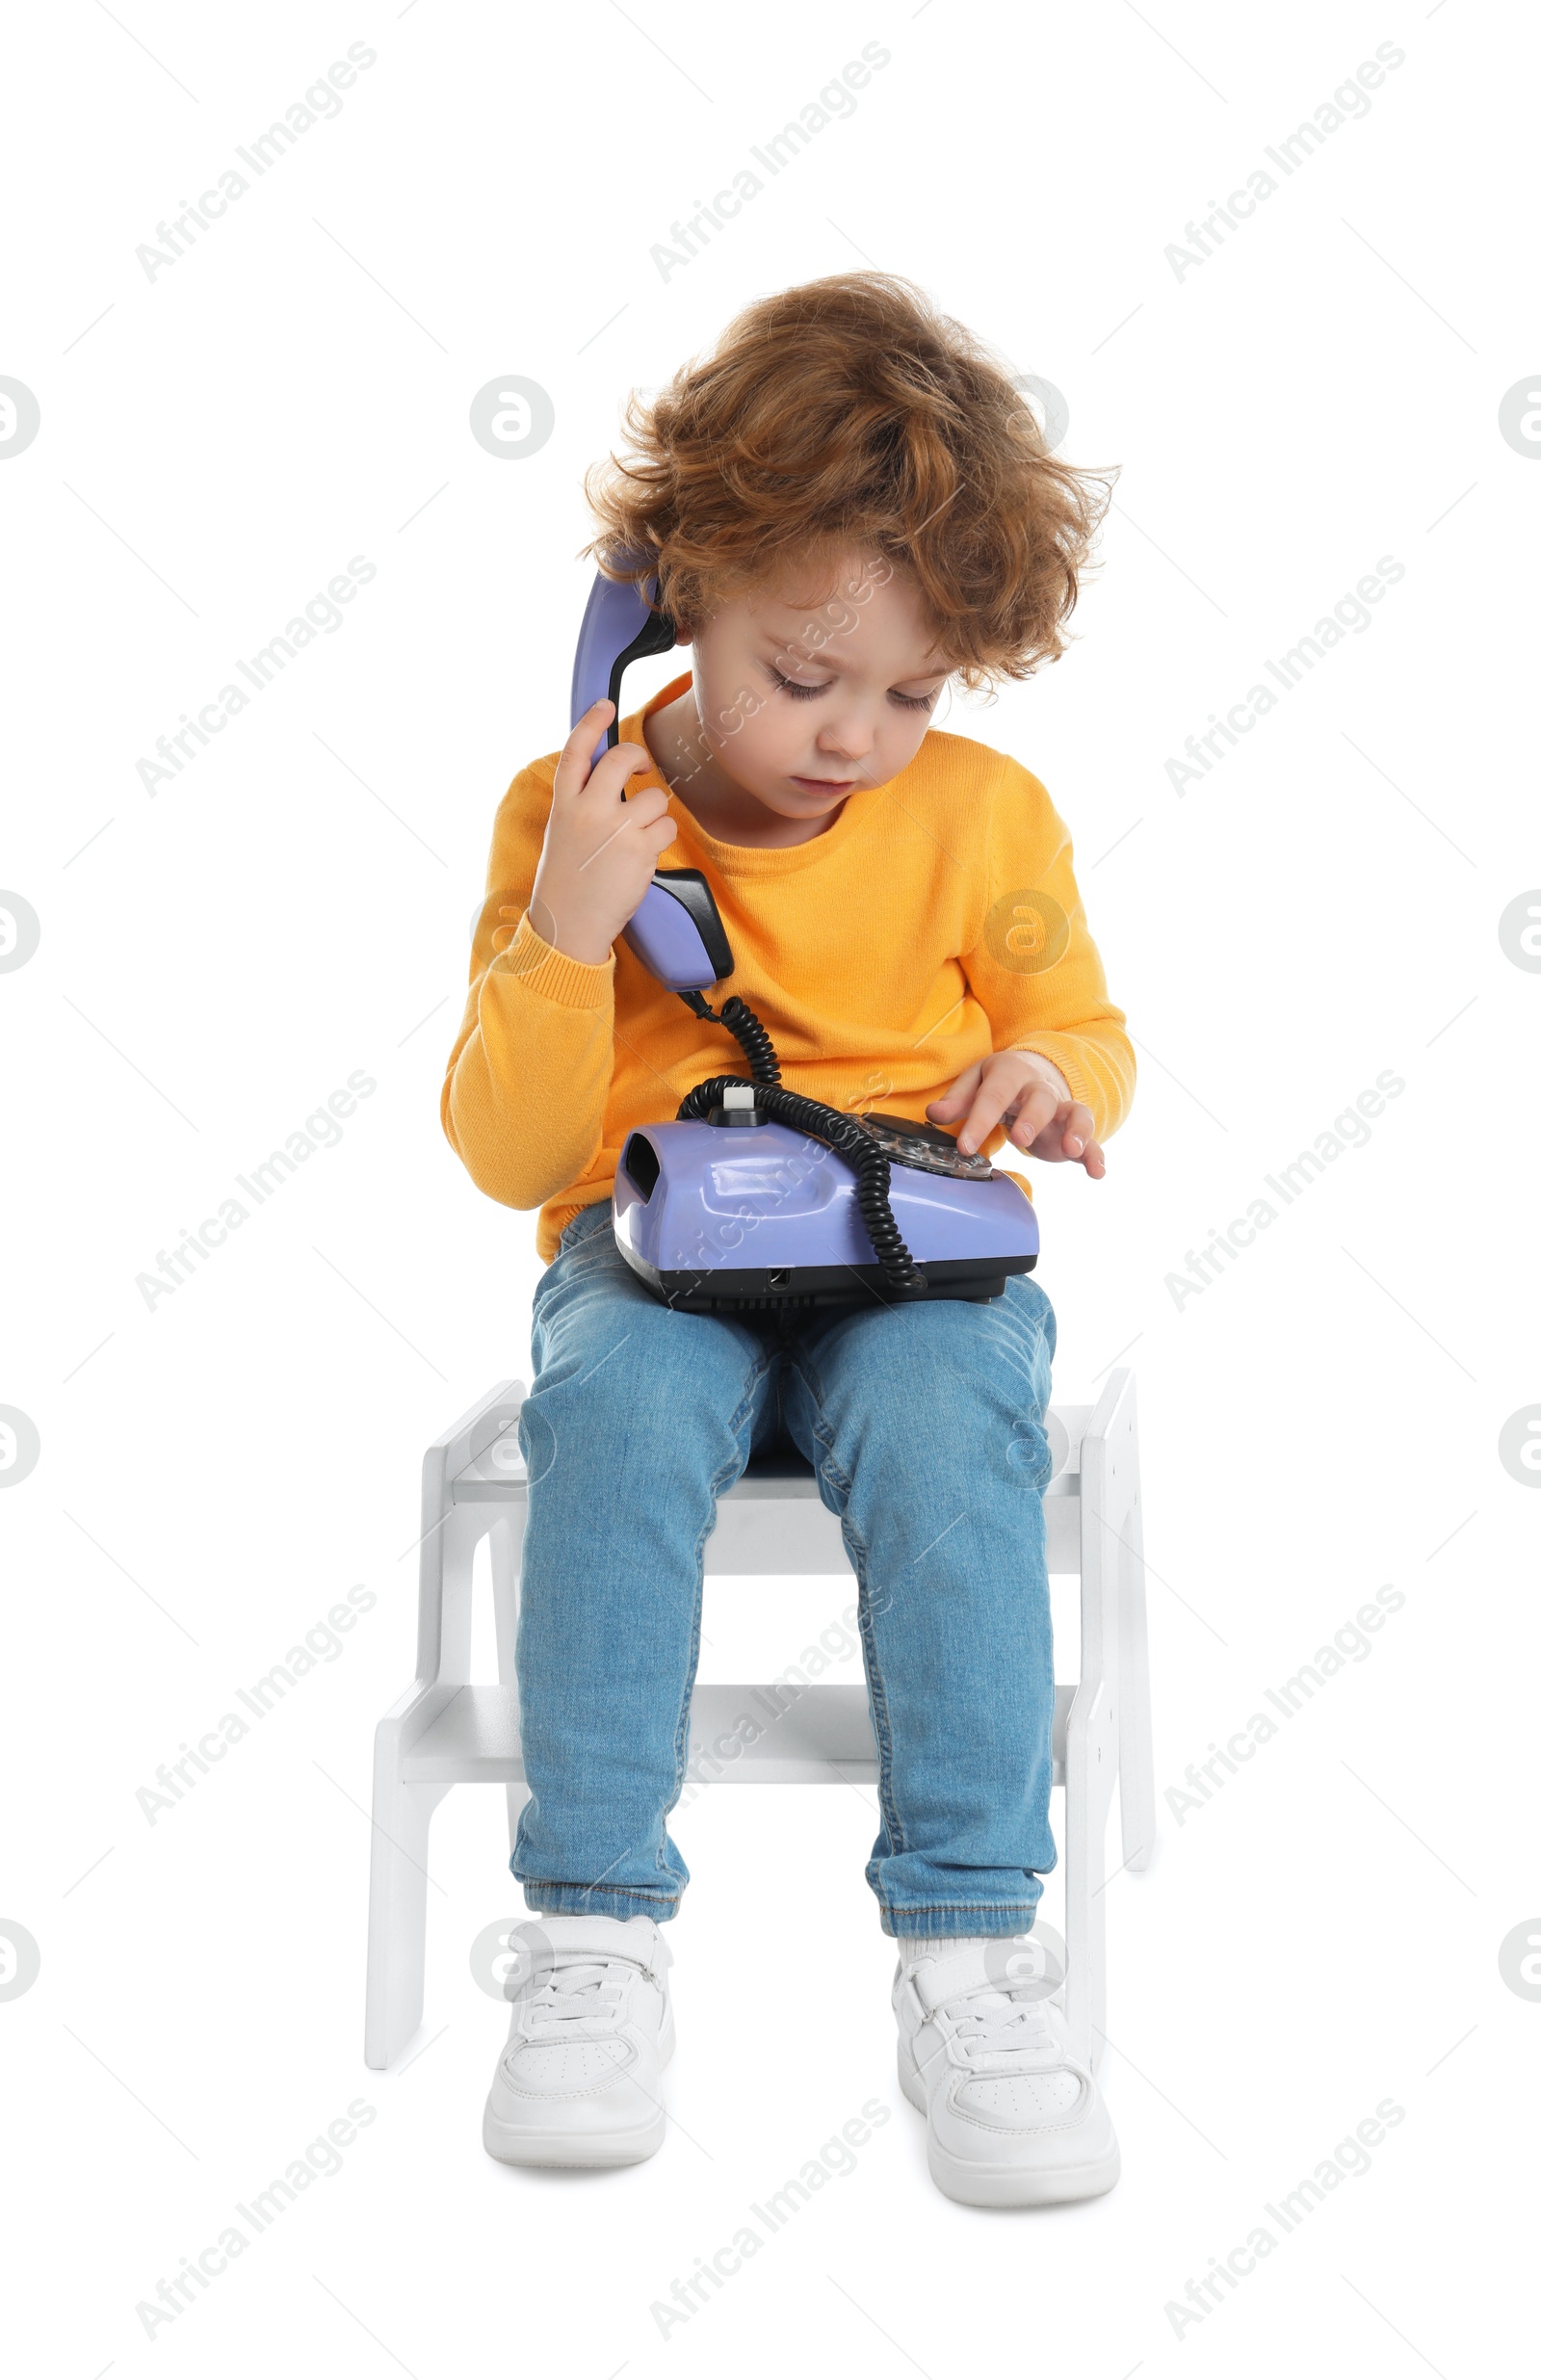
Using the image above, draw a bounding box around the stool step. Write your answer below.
[399,1680,1076,1789]
[401,1685,519,1782]
[453,1431,1085,1493]
[688,1681,876,1783]
[700,1493,1082,1578]
[687,1682,1075,1786]
[447,1482,1082,1573]
[450,1413,1084,1574]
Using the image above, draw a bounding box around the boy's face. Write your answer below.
[675,548,952,828]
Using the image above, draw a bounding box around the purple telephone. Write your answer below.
[568,553,1038,1314]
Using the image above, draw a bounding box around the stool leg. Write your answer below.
[1063,1683,1115,2074]
[1118,1478,1158,1875]
[489,1509,530,1858]
[364,1725,451,2069]
[1070,1374,1136,2077]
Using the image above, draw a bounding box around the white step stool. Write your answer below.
[363,1368,1155,2072]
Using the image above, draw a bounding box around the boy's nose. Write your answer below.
[819,722,873,764]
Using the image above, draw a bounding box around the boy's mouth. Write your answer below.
[790,774,854,792]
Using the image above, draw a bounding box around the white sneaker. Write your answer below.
[483,1914,674,2168]
[893,1941,1120,2207]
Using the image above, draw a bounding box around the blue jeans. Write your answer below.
[511,1197,1059,1942]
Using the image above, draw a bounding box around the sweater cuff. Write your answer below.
[1011,1038,1098,1127]
[492,914,614,1010]
[1006,1045,1073,1104]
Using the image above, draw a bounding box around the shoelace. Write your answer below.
[940,1985,1065,2063]
[518,1956,633,2038]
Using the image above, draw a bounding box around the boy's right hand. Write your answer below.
[527,701,677,966]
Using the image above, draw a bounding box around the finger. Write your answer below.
[582,739,656,802]
[1004,1084,1062,1150]
[1040,1121,1105,1174]
[958,1080,1024,1154]
[572,780,670,877]
[926,1064,982,1122]
[614,779,670,826]
[552,699,614,797]
[575,792,674,876]
[1059,1103,1095,1159]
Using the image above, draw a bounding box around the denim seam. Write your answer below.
[787,1349,908,1862]
[881,1898,1044,1913]
[849,1535,907,1860]
[522,1877,681,1909]
[879,1902,1042,1930]
[665,1347,778,1820]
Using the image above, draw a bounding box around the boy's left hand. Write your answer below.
[926,1052,1106,1178]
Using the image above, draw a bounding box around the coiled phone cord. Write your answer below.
[674,991,927,1295]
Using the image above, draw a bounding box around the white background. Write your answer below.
[3,0,1537,2371]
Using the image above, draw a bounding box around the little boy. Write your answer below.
[442,272,1134,2207]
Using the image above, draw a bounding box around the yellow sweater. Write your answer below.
[443,670,1135,1264]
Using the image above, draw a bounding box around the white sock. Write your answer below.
[901,1933,1000,1961]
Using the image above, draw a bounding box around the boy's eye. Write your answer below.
[768,667,827,701]
[768,665,937,712]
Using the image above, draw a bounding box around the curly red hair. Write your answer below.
[581,271,1115,689]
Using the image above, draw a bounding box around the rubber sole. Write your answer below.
[483,2010,674,2170]
[898,2032,1121,2209]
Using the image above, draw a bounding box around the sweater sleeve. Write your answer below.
[440,761,617,1211]
[960,759,1136,1141]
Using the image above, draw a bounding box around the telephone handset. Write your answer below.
[568,557,731,993]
